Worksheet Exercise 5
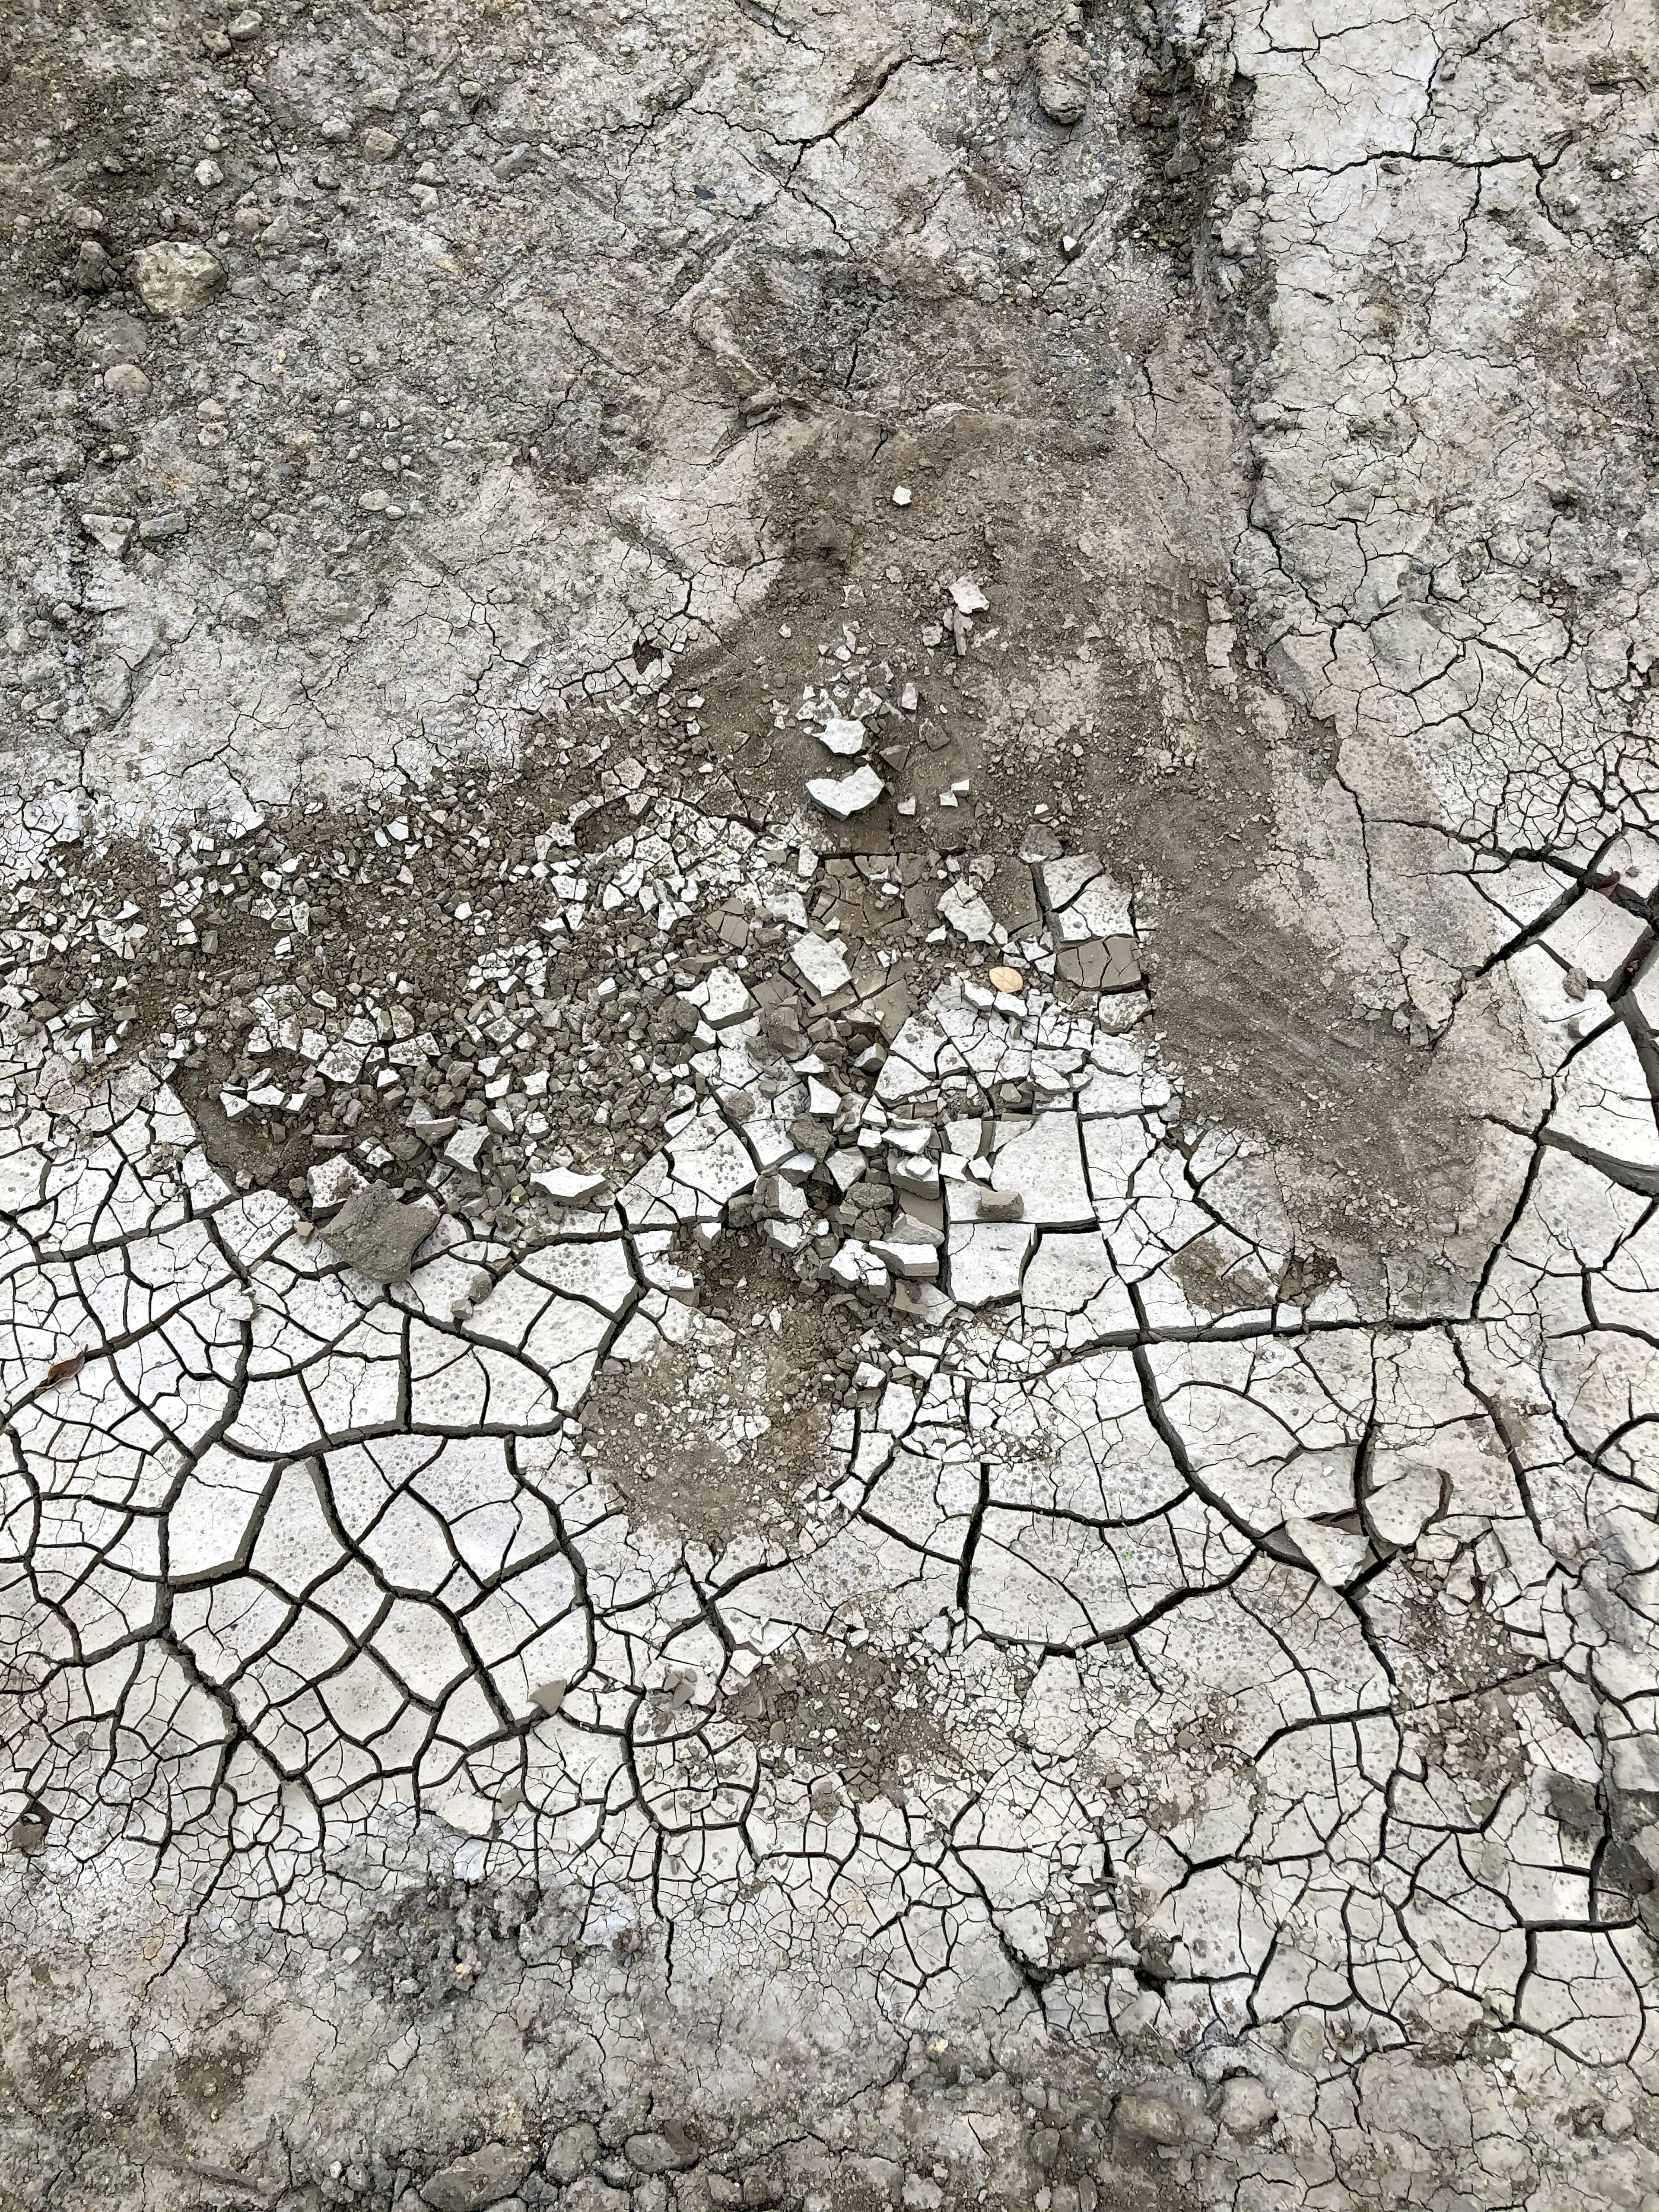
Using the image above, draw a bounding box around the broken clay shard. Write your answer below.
[806,764,885,818]
[816,717,866,757]
[531,1166,608,1206]
[319,1184,437,1285]
[1283,1513,1372,1588]
[869,1237,940,1280]
[789,931,853,1000]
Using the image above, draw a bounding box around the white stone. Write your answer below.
[827,1239,888,1294]
[666,1106,758,1207]
[80,512,133,556]
[531,1166,608,1206]
[807,765,885,818]
[816,718,866,756]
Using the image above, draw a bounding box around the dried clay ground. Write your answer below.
[3,3,1659,2210]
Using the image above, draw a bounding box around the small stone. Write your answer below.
[623,2133,695,2175]
[807,764,885,818]
[364,85,401,112]
[1034,34,1090,126]
[75,311,147,368]
[132,239,226,314]
[987,965,1023,994]
[790,1116,835,1161]
[105,364,151,399]
[543,2124,598,2184]
[1215,2076,1275,2138]
[226,8,264,36]
[949,576,988,616]
[420,2142,535,2212]
[407,1110,459,1145]
[892,484,912,506]
[139,510,188,543]
[80,512,133,557]
[321,1184,438,1284]
[762,1006,808,1057]
[977,1189,1024,1222]
[1115,2093,1194,2147]
[9,1809,50,1853]
[70,241,113,291]
[362,127,400,162]
[938,883,996,940]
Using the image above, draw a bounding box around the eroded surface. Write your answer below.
[3,1,1659,2207]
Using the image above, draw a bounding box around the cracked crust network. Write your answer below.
[2,0,1659,2209]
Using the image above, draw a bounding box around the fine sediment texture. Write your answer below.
[2,3,1658,2208]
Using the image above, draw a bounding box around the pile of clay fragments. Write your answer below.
[2,738,1154,1323]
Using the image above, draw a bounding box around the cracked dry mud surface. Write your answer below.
[3,0,1659,2208]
